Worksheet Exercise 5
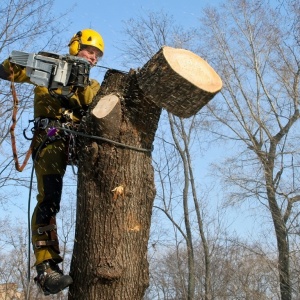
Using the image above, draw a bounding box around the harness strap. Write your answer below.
[34,240,59,248]
[32,224,57,236]
[32,217,60,253]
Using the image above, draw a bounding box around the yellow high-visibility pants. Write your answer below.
[31,132,67,265]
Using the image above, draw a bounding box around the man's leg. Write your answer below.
[32,173,63,265]
[32,138,72,295]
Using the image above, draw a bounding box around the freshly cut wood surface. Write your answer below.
[92,94,119,119]
[164,46,221,93]
[91,93,121,138]
[137,46,222,118]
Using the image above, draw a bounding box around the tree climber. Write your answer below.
[0,28,104,295]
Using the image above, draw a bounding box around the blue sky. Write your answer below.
[52,0,221,77]
[3,0,221,215]
[1,0,266,241]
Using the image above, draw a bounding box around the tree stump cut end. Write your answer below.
[137,46,222,118]
[163,46,222,94]
[91,93,122,139]
[92,94,119,119]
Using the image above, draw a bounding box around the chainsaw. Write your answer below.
[9,50,91,90]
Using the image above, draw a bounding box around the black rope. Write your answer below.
[95,65,128,74]
[26,136,49,300]
[26,162,34,300]
[57,126,153,153]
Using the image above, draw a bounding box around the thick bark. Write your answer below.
[69,70,161,300]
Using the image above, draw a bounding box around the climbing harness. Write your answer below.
[29,117,79,169]
[13,114,153,173]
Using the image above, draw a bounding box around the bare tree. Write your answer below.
[120,10,221,300]
[120,10,198,68]
[147,237,281,299]
[0,0,69,199]
[0,195,76,300]
[198,0,300,299]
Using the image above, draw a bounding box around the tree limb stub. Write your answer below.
[92,94,120,119]
[91,93,122,139]
[137,46,222,118]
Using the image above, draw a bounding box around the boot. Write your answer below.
[34,260,73,295]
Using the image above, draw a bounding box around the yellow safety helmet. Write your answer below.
[68,29,105,56]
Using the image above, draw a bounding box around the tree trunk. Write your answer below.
[68,70,161,299]
[265,168,291,300]
[69,46,221,299]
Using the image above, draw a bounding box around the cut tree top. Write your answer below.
[137,46,222,118]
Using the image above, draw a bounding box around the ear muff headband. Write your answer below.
[68,31,82,55]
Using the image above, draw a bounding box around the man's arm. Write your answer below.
[0,59,31,83]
